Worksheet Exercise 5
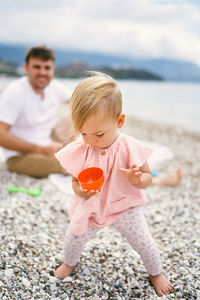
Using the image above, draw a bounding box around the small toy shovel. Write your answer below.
[6,186,41,197]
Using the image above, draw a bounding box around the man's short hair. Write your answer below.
[25,45,55,63]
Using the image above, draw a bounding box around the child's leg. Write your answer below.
[55,226,97,278]
[112,207,162,275]
[111,207,173,296]
[151,167,184,187]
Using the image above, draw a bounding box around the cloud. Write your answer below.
[0,0,200,64]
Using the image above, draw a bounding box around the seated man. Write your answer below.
[0,45,75,178]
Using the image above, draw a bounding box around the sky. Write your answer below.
[0,0,200,65]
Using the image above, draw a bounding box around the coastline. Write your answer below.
[0,117,199,299]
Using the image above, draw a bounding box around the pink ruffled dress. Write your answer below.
[55,133,152,236]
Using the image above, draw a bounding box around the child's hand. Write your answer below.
[72,176,99,199]
[119,164,143,186]
[77,187,99,200]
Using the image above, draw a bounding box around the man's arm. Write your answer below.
[0,121,64,157]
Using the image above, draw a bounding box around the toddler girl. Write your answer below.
[55,72,173,296]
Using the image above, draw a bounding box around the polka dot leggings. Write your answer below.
[63,206,162,276]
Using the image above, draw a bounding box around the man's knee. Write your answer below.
[6,154,63,178]
[52,118,75,145]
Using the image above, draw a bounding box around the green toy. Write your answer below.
[6,186,41,197]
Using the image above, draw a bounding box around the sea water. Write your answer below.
[61,78,200,133]
[0,76,200,133]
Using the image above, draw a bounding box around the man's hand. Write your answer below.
[40,142,64,157]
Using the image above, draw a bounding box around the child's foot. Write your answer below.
[149,273,174,296]
[151,167,184,187]
[54,263,75,279]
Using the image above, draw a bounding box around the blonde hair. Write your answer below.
[71,72,122,131]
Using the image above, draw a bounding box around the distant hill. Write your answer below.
[55,61,162,80]
[100,66,162,81]
[0,43,200,81]
[129,58,200,82]
[0,58,18,76]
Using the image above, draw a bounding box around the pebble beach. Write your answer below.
[0,117,200,300]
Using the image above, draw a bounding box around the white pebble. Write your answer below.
[125,266,134,275]
[22,277,31,288]
[5,269,14,278]
[63,276,73,282]
[50,283,56,291]
[103,284,110,291]
[194,241,200,247]
[49,276,58,283]
[8,242,16,249]
[83,268,91,275]
[1,251,9,257]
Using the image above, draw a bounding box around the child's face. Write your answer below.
[80,113,125,149]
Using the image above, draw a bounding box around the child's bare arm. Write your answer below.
[119,162,152,189]
[72,176,98,199]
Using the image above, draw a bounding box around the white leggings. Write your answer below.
[63,206,162,276]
